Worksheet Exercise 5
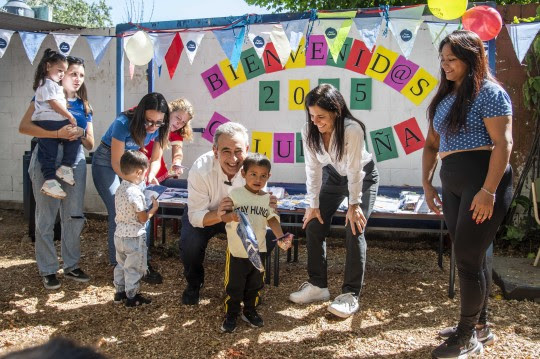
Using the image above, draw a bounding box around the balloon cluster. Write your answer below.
[428,0,503,41]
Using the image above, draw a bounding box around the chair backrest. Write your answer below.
[532,177,540,225]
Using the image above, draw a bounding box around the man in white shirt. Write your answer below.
[180,122,276,305]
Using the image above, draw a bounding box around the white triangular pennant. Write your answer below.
[388,18,423,58]
[426,23,460,52]
[352,17,382,51]
[269,24,292,66]
[180,32,205,65]
[148,32,176,68]
[506,22,540,64]
[248,29,271,58]
[19,32,48,64]
[0,29,15,58]
[52,33,79,56]
[282,19,308,51]
[85,35,112,66]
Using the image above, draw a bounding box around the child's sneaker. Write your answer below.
[241,309,264,328]
[114,291,127,304]
[221,314,237,333]
[125,293,152,307]
[439,324,496,346]
[42,274,61,290]
[40,179,67,199]
[56,165,75,186]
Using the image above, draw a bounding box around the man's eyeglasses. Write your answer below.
[145,120,165,128]
[67,56,85,64]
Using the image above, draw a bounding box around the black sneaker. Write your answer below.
[114,291,127,304]
[42,274,61,290]
[241,309,264,328]
[439,324,496,346]
[64,268,90,282]
[432,330,483,358]
[181,284,200,305]
[142,264,163,285]
[125,293,152,307]
[221,314,237,333]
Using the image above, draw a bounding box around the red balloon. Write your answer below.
[462,5,503,41]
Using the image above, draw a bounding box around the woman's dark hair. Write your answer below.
[33,48,67,91]
[427,30,498,134]
[123,92,170,149]
[304,84,366,161]
[66,56,92,116]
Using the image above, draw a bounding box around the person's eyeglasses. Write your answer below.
[67,56,85,64]
[145,120,164,128]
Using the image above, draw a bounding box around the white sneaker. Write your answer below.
[289,282,330,304]
[56,165,75,186]
[40,179,67,199]
[327,293,359,318]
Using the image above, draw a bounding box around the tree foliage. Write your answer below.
[245,0,536,13]
[27,0,112,28]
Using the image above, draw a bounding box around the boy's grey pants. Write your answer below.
[113,234,148,299]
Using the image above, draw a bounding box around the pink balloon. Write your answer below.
[462,5,503,41]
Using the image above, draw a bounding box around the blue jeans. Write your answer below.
[29,143,86,276]
[92,144,151,265]
[113,234,148,298]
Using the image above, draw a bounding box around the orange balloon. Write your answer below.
[462,5,503,41]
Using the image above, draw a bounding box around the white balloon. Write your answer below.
[124,31,154,66]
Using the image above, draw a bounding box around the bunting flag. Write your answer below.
[352,17,382,51]
[0,29,15,58]
[282,19,309,52]
[148,32,176,74]
[388,4,425,19]
[319,19,354,62]
[426,22,460,52]
[506,22,540,64]
[180,32,204,65]
[213,26,246,70]
[164,33,183,79]
[85,35,112,66]
[269,24,292,66]
[19,31,47,64]
[388,18,423,58]
[52,33,79,56]
[247,29,271,58]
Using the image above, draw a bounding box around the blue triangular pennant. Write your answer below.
[19,31,47,64]
[213,26,246,70]
[85,35,112,66]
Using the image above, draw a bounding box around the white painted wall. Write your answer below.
[0,21,442,213]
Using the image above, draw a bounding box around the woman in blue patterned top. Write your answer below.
[423,30,513,359]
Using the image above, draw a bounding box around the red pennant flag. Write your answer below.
[164,33,184,79]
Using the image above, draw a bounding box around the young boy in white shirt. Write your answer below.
[220,153,292,333]
[113,150,158,307]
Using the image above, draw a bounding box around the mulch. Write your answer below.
[0,208,538,358]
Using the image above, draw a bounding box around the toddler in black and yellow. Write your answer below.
[220,153,288,333]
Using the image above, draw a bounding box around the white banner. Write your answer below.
[180,32,205,65]
[388,18,423,59]
[0,29,15,58]
[148,32,176,69]
[85,36,112,66]
[506,22,540,64]
[19,31,47,64]
[352,17,382,51]
[52,33,79,56]
[269,24,292,66]
[282,19,309,51]
[247,26,271,58]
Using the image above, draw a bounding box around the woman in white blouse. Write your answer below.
[289,84,379,318]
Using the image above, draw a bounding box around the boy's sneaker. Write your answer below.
[289,282,330,304]
[221,314,237,333]
[64,268,90,282]
[40,179,67,199]
[241,309,264,328]
[142,263,163,285]
[113,291,127,304]
[439,324,496,346]
[432,330,483,359]
[125,293,152,307]
[42,274,61,290]
[56,165,75,186]
[327,293,359,318]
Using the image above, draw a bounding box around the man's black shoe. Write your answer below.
[241,309,264,328]
[181,284,200,305]
[142,263,163,285]
[221,314,237,333]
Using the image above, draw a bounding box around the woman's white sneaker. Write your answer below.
[56,165,75,186]
[327,293,359,318]
[40,179,67,199]
[289,282,330,304]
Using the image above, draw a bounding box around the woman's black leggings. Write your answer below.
[440,150,512,332]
